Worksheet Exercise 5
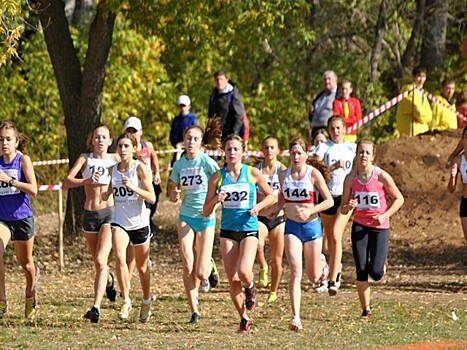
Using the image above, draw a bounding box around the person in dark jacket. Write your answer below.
[208,70,244,141]
[170,95,198,149]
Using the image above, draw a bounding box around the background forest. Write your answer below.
[0,0,466,233]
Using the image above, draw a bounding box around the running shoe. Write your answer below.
[208,257,219,288]
[267,291,278,304]
[258,267,269,288]
[0,300,8,319]
[84,306,100,324]
[315,254,329,293]
[238,318,251,334]
[106,271,117,302]
[139,301,151,323]
[200,279,210,293]
[118,302,132,320]
[289,318,303,332]
[244,285,256,311]
[360,308,372,321]
[25,296,36,319]
[189,312,200,324]
[328,281,338,296]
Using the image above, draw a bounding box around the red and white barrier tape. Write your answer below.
[346,90,411,134]
[33,159,69,166]
[32,87,465,168]
[420,89,467,123]
[38,183,62,191]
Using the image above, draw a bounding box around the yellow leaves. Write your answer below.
[0,0,23,66]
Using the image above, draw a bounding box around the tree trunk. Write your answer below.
[421,0,448,72]
[398,0,426,76]
[369,0,389,83]
[34,0,116,235]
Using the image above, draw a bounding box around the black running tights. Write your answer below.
[351,222,389,282]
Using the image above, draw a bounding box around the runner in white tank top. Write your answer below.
[63,124,119,323]
[313,115,356,295]
[255,136,287,303]
[104,132,155,323]
[280,136,333,332]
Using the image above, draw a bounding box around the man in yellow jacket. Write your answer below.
[430,79,457,131]
[396,66,433,136]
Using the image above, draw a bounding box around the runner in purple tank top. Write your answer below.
[0,121,39,319]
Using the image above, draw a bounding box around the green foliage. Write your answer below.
[2,0,466,172]
[102,17,176,149]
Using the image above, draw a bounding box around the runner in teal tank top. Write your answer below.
[203,134,276,334]
[168,120,222,324]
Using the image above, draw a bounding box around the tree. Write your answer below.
[6,0,462,235]
[421,0,449,71]
[32,0,116,234]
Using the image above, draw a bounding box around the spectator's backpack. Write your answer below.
[226,91,249,142]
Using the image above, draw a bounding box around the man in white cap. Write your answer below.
[170,95,198,161]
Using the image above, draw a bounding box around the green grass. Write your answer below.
[0,252,465,350]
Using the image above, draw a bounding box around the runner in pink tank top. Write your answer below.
[340,140,404,321]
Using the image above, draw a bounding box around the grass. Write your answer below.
[0,248,465,350]
[0,199,465,350]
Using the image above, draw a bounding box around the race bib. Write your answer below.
[264,174,280,195]
[112,178,137,203]
[283,182,312,202]
[0,169,20,196]
[355,191,380,210]
[221,183,250,209]
[87,163,111,185]
[180,167,205,192]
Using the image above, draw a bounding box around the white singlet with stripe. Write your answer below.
[460,155,467,184]
[111,160,149,230]
[282,166,315,204]
[82,153,116,185]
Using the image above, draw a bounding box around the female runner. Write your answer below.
[313,115,356,294]
[203,134,276,334]
[63,124,119,323]
[280,136,333,331]
[0,121,39,319]
[448,126,467,242]
[340,140,404,319]
[168,119,221,324]
[104,132,155,323]
[255,136,287,303]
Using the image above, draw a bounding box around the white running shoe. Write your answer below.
[289,317,303,332]
[200,279,210,293]
[118,302,132,320]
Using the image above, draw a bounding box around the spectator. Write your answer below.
[170,95,198,149]
[309,70,339,140]
[332,80,362,142]
[170,95,198,163]
[456,90,467,129]
[395,65,432,136]
[430,79,457,131]
[208,70,245,141]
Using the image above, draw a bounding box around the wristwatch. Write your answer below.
[8,177,15,186]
